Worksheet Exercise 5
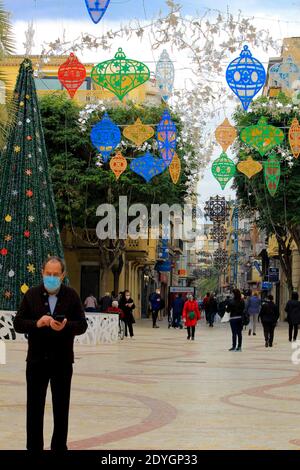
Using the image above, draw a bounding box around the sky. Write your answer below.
[4,0,300,207]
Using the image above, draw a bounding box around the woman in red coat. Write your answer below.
[182,294,201,340]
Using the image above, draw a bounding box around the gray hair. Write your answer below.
[42,256,66,273]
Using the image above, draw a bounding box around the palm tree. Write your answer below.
[0,1,14,147]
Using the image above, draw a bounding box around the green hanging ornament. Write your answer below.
[240,116,284,157]
[264,153,281,197]
[91,48,150,101]
[211,152,236,189]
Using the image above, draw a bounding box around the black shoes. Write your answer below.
[265,342,268,347]
[228,347,235,351]
[248,329,251,336]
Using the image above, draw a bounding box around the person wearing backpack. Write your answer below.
[259,294,279,347]
[182,293,201,340]
[285,292,300,342]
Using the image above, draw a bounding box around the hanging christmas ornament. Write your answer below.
[169,152,181,184]
[240,117,284,157]
[27,264,35,273]
[156,109,177,164]
[215,118,237,151]
[210,224,227,243]
[85,0,111,24]
[211,152,236,189]
[8,270,15,277]
[264,153,281,197]
[213,248,228,271]
[91,48,150,101]
[277,56,299,89]
[204,195,229,224]
[5,215,12,222]
[130,152,166,183]
[20,283,29,294]
[90,113,121,162]
[58,53,87,99]
[109,151,127,180]
[226,45,266,111]
[4,235,12,242]
[155,49,175,102]
[26,189,33,197]
[289,118,300,159]
[4,290,12,299]
[123,118,154,146]
[237,156,263,179]
[0,248,8,256]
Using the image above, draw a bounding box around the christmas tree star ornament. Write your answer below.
[226,45,266,111]
[240,117,284,157]
[5,215,12,222]
[215,118,237,151]
[155,49,175,102]
[109,151,127,180]
[211,152,236,189]
[130,152,166,182]
[90,113,121,162]
[237,157,262,179]
[58,53,87,99]
[91,48,150,101]
[26,189,33,197]
[4,235,12,242]
[169,152,181,184]
[21,283,29,294]
[156,109,177,164]
[289,118,300,159]
[264,153,281,197]
[4,290,12,299]
[27,264,35,273]
[123,118,154,146]
[85,0,111,24]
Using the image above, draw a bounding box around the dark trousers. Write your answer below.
[173,312,182,327]
[289,323,298,341]
[26,360,73,452]
[230,318,243,348]
[124,320,134,337]
[207,311,215,326]
[187,326,195,339]
[263,322,275,345]
[152,309,159,327]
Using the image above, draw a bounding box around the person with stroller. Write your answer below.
[182,293,201,340]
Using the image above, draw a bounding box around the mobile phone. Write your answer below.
[53,314,65,322]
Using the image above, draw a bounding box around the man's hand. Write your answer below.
[36,315,51,328]
[49,318,67,331]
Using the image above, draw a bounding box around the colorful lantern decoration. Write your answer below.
[130,152,166,183]
[155,50,175,102]
[58,53,86,99]
[91,48,150,101]
[90,113,121,162]
[226,45,266,111]
[289,118,300,159]
[204,196,229,224]
[237,156,263,179]
[211,152,236,190]
[264,153,281,197]
[156,109,177,164]
[169,152,181,184]
[123,118,154,146]
[277,56,299,89]
[240,116,284,157]
[109,151,127,180]
[85,0,111,24]
[215,118,237,151]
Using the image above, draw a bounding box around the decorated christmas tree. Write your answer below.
[0,59,65,311]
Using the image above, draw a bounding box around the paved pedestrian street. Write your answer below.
[1,318,300,450]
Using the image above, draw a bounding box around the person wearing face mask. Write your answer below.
[13,256,87,452]
[149,288,165,328]
[119,290,136,337]
[182,293,201,340]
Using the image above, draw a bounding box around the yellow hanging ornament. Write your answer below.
[215,118,237,151]
[109,151,127,180]
[21,283,29,294]
[289,118,300,159]
[169,152,181,184]
[5,215,12,222]
[237,156,262,179]
[123,118,154,146]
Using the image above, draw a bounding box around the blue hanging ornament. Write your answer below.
[130,152,166,183]
[85,0,111,24]
[156,109,177,165]
[155,50,175,102]
[226,45,266,111]
[90,113,121,163]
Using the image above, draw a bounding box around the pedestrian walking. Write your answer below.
[149,288,165,328]
[259,294,279,347]
[171,293,184,328]
[119,290,135,338]
[203,292,210,324]
[285,292,300,342]
[246,291,261,336]
[227,289,245,351]
[13,256,88,452]
[182,293,201,340]
[206,293,218,327]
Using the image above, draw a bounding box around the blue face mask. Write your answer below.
[43,275,62,292]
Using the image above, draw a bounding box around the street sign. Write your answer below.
[262,281,272,290]
[268,267,279,283]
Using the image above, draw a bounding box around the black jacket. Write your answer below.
[119,296,135,322]
[259,300,279,324]
[285,300,300,325]
[13,284,88,363]
[227,299,245,319]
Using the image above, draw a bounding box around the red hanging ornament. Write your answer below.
[0,248,8,256]
[26,189,33,198]
[26,135,32,141]
[24,230,30,238]
[58,53,87,99]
